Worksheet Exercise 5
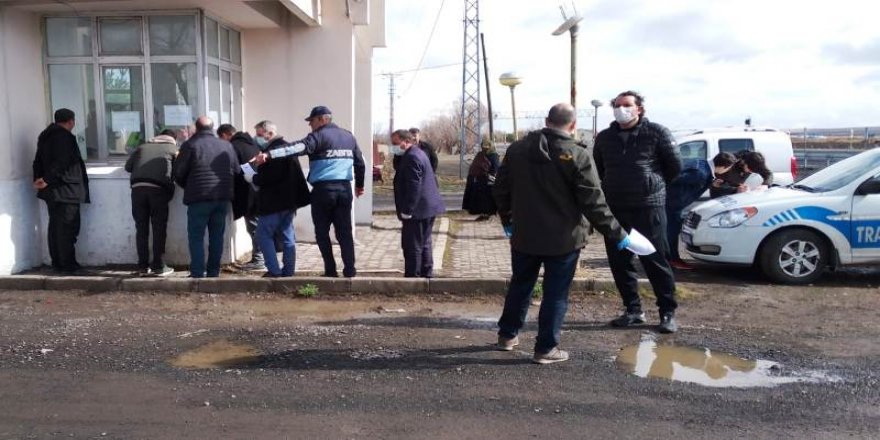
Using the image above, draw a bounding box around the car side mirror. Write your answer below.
[855,178,880,195]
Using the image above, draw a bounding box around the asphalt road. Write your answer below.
[1,270,879,439]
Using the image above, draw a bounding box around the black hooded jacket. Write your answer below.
[253,137,311,216]
[32,123,90,204]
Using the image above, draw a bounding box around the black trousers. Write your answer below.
[311,182,356,277]
[45,201,80,271]
[131,187,172,270]
[603,205,677,315]
[401,217,435,278]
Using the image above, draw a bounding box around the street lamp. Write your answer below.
[499,72,522,141]
[590,99,603,140]
[553,15,583,137]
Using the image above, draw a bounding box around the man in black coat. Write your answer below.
[593,90,682,333]
[33,108,90,274]
[173,116,238,278]
[218,124,263,270]
[250,121,310,277]
[391,129,445,278]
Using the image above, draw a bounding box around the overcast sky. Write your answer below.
[371,0,880,134]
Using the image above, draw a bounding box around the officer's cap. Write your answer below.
[305,106,332,121]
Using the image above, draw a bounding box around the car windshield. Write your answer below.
[796,149,880,192]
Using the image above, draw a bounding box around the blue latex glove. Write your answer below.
[616,235,631,251]
[502,224,513,238]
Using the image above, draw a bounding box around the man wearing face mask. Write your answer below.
[391,129,445,278]
[249,121,310,277]
[493,103,627,364]
[593,90,682,333]
[252,106,366,278]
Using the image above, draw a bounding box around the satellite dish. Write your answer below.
[552,16,583,36]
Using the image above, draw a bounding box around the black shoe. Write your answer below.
[322,271,339,278]
[343,268,357,278]
[151,266,175,277]
[262,272,281,278]
[610,311,646,327]
[138,267,151,277]
[658,313,678,334]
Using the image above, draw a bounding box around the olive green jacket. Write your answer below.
[493,127,625,256]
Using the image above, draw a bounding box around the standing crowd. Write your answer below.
[36,90,724,365]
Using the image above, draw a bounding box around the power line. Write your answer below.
[374,62,461,76]
[401,0,447,97]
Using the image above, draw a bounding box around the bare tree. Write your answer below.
[416,99,489,155]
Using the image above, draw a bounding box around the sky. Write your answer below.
[371,0,880,135]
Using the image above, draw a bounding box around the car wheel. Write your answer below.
[759,229,828,285]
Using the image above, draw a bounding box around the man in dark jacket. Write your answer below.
[124,129,178,277]
[665,158,712,270]
[392,127,438,172]
[250,121,310,277]
[33,108,90,274]
[593,90,682,333]
[173,116,238,278]
[218,123,263,270]
[253,106,366,278]
[391,129,445,278]
[493,103,627,364]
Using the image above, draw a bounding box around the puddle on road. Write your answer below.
[615,337,837,388]
[169,340,261,369]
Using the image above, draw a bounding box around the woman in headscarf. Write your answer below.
[461,138,500,220]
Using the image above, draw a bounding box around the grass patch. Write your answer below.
[532,281,543,299]
[297,283,319,298]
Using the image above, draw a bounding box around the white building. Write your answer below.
[0,0,385,275]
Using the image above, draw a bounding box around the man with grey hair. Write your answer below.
[493,103,628,364]
[173,116,238,278]
[252,106,365,278]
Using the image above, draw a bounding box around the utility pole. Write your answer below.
[381,73,400,141]
[460,0,482,178]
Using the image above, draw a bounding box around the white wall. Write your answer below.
[0,7,49,274]
[243,0,373,230]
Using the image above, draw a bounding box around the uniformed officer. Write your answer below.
[253,106,366,278]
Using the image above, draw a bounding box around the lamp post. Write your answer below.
[553,16,583,137]
[499,72,522,141]
[590,99,603,140]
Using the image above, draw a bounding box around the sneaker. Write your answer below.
[151,266,175,277]
[610,311,646,328]
[658,313,678,334]
[137,267,151,277]
[496,335,519,351]
[669,259,694,270]
[532,347,569,365]
[262,272,281,278]
[240,260,267,271]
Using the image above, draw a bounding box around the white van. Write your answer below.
[675,128,798,186]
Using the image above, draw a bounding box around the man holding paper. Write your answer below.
[593,90,682,333]
[493,103,628,364]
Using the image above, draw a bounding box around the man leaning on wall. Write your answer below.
[33,108,90,275]
[173,116,238,278]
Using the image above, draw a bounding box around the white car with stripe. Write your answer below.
[681,148,880,284]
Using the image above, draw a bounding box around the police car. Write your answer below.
[681,148,880,284]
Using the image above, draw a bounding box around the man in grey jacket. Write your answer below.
[493,103,628,364]
[125,129,178,276]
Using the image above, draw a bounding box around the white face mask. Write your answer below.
[390,144,405,156]
[613,106,638,125]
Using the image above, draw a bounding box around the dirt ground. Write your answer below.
[1,269,879,439]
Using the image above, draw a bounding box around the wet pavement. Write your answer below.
[1,273,879,438]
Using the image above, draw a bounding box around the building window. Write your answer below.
[43,12,241,162]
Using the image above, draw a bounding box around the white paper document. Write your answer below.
[626,228,656,256]
[240,163,257,178]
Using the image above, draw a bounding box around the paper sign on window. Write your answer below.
[164,105,193,127]
[111,111,141,133]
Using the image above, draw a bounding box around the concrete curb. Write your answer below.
[0,275,632,296]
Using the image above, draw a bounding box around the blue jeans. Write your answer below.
[187,201,228,278]
[498,248,580,354]
[257,210,295,276]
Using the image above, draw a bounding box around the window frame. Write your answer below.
[42,10,234,163]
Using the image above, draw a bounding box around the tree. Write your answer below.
[415,99,489,155]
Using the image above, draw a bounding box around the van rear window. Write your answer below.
[719,138,755,155]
